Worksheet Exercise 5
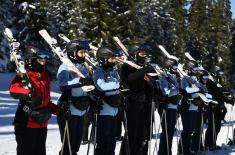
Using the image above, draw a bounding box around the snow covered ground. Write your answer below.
[0,73,235,155]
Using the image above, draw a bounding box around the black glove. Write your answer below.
[198,89,206,94]
[59,106,71,120]
[90,97,103,113]
[80,77,94,85]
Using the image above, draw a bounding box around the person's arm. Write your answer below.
[181,78,199,94]
[9,74,31,100]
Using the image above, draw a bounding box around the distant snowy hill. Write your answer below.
[0,73,235,155]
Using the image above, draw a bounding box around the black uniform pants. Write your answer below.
[205,106,222,149]
[158,108,177,155]
[95,115,117,155]
[120,100,149,155]
[57,115,84,155]
[180,110,202,154]
[15,125,47,155]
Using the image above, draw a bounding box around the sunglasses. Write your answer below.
[36,51,52,59]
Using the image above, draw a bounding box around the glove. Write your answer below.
[198,89,206,94]
[59,106,71,120]
[80,77,94,85]
[90,97,103,113]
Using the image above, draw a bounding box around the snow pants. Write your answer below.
[15,125,47,155]
[57,115,84,155]
[205,106,222,149]
[95,115,117,155]
[120,100,149,155]
[158,108,177,155]
[179,110,203,154]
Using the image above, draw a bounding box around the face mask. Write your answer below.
[30,58,45,73]
[103,61,115,69]
[136,55,147,65]
[75,55,85,64]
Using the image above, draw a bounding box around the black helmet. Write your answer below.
[139,43,151,52]
[66,39,90,63]
[128,45,140,57]
[24,45,39,60]
[96,47,114,64]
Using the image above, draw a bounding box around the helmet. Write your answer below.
[200,71,209,80]
[66,39,90,62]
[139,43,151,52]
[24,46,52,65]
[96,47,115,64]
[24,45,39,60]
[128,45,140,57]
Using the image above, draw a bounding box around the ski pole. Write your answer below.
[61,120,72,155]
[148,96,155,155]
[153,109,164,154]
[212,111,216,150]
[163,109,170,155]
[226,105,233,144]
[199,112,204,152]
[177,114,184,154]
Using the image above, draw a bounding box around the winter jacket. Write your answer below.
[10,70,60,128]
[92,67,120,116]
[159,71,180,109]
[57,63,90,116]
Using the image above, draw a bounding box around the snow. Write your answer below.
[0,73,235,155]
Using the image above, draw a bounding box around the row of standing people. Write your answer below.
[9,39,234,155]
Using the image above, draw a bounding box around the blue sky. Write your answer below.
[232,0,235,18]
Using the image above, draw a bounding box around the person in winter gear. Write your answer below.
[120,44,155,155]
[158,63,181,155]
[204,71,234,150]
[57,39,92,155]
[9,50,61,155]
[178,68,208,154]
[92,47,121,155]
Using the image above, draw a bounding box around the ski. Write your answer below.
[158,45,179,61]
[4,28,32,89]
[4,27,37,113]
[39,29,85,78]
[112,36,129,59]
[185,52,196,62]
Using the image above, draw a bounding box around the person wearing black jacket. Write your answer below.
[120,45,155,155]
[204,71,234,150]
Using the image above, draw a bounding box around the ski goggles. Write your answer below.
[202,75,209,80]
[36,50,52,59]
[171,65,178,70]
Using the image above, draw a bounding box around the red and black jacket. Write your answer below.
[10,70,60,128]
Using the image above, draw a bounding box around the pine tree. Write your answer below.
[168,0,188,59]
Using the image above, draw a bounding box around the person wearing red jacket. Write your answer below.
[9,50,62,155]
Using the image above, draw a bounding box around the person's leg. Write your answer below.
[35,127,47,155]
[95,115,117,155]
[158,109,177,155]
[15,126,38,155]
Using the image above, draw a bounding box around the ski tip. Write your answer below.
[4,28,13,39]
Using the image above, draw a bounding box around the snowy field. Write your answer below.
[0,73,235,155]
